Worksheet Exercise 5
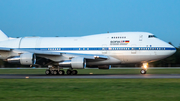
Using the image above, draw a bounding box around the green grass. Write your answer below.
[0,68,180,74]
[0,79,180,101]
[0,69,180,101]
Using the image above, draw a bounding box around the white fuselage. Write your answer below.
[0,32,176,65]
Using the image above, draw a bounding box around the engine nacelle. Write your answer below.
[58,57,86,69]
[7,53,36,65]
[87,65,111,69]
[20,53,36,65]
[98,65,111,69]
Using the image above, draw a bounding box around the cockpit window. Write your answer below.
[148,35,157,38]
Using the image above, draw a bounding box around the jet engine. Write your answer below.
[98,65,111,69]
[58,57,86,69]
[7,53,36,65]
[88,65,111,69]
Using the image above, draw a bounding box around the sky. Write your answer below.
[0,0,180,46]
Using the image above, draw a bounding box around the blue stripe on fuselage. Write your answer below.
[18,47,176,51]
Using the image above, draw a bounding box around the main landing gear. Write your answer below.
[140,63,148,74]
[45,68,78,75]
[66,69,78,75]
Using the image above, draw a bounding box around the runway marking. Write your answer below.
[25,76,29,79]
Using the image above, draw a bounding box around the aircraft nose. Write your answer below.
[172,47,176,54]
[167,44,176,56]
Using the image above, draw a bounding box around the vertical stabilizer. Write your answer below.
[0,30,8,41]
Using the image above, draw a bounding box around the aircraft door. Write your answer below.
[131,44,136,54]
[102,44,107,54]
[19,37,39,48]
[139,35,143,41]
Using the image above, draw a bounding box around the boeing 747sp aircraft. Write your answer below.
[0,30,176,75]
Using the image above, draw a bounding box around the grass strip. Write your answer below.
[0,79,180,101]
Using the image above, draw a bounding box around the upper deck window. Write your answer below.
[148,35,157,38]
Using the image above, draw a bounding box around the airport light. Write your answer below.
[142,63,148,70]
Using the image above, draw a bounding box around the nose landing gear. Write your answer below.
[140,63,148,74]
[140,69,147,74]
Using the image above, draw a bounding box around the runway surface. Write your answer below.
[1,74,180,79]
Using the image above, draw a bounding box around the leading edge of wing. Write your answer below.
[28,50,62,55]
[0,48,108,60]
[28,50,108,60]
[0,47,11,51]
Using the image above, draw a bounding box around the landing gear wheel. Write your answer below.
[50,70,54,75]
[140,69,147,74]
[66,70,72,75]
[72,70,78,75]
[53,70,58,75]
[45,70,50,75]
[58,70,65,75]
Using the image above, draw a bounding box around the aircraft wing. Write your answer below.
[28,50,108,60]
[1,48,108,61]
[0,47,11,52]
[28,50,62,56]
[7,49,108,60]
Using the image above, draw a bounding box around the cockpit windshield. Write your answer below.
[148,35,157,38]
